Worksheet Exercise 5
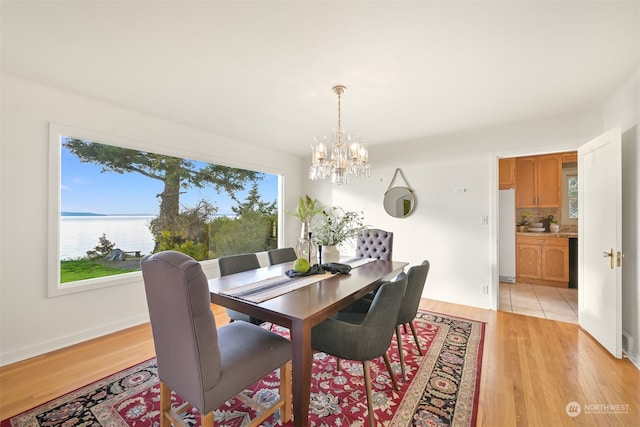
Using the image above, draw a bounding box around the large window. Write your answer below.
[50,124,279,295]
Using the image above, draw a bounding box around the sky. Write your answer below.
[60,141,279,216]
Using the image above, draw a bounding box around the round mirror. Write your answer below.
[384,187,415,218]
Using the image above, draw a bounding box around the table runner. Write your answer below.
[220,257,378,303]
[220,272,333,303]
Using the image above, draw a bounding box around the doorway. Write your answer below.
[496,151,578,321]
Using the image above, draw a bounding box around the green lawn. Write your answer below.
[60,259,139,283]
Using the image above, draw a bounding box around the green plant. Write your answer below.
[311,207,364,246]
[289,195,323,223]
[518,212,532,226]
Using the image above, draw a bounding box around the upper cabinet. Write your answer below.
[515,154,562,208]
[498,158,516,189]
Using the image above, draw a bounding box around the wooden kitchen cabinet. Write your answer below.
[499,157,516,189]
[516,235,569,287]
[515,154,562,208]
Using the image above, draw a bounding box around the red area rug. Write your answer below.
[2,311,484,426]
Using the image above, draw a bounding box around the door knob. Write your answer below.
[603,248,614,270]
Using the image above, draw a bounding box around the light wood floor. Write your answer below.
[1,300,638,426]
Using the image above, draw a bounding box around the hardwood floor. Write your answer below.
[1,300,638,426]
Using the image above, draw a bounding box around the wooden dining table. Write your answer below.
[208,258,407,427]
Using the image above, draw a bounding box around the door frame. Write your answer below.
[490,146,579,310]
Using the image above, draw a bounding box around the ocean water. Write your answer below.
[60,216,155,260]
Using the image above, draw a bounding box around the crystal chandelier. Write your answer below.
[309,85,371,185]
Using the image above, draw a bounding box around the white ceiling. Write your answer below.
[2,1,638,156]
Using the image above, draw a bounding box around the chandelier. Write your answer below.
[309,85,371,185]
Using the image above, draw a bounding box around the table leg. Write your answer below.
[290,320,312,427]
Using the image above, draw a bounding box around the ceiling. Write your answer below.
[2,1,638,157]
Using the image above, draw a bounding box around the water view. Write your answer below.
[60,215,155,260]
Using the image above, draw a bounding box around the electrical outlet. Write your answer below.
[481,285,489,294]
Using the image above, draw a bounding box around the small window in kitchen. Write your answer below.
[567,174,578,219]
[562,166,578,225]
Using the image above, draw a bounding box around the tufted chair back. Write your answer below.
[355,228,393,260]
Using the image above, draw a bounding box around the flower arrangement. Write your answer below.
[518,211,532,226]
[311,207,364,246]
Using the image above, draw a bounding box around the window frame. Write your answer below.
[48,123,283,297]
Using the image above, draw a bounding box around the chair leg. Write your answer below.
[362,360,375,427]
[336,357,341,371]
[160,382,171,427]
[201,411,214,426]
[280,361,292,422]
[396,324,406,381]
[409,321,423,356]
[382,352,399,391]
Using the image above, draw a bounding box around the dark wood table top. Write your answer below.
[208,259,408,329]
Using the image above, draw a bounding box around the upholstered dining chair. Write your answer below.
[395,260,430,380]
[218,253,262,324]
[355,228,393,261]
[342,260,430,381]
[311,272,408,426]
[267,247,298,266]
[140,251,292,427]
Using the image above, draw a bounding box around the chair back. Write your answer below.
[267,247,298,265]
[218,253,260,276]
[355,228,393,260]
[140,251,221,412]
[355,272,408,360]
[397,260,430,324]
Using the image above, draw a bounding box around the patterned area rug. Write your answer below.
[2,311,484,427]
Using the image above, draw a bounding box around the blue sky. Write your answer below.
[61,142,279,216]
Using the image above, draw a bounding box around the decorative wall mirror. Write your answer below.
[384,168,415,218]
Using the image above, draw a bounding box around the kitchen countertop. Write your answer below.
[517,231,578,238]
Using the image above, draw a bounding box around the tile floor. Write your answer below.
[499,282,578,324]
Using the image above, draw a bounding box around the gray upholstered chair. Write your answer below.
[395,260,430,380]
[311,272,408,426]
[355,228,393,260]
[218,253,262,324]
[267,247,297,265]
[343,260,430,381]
[140,251,292,427]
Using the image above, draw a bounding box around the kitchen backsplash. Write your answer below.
[516,207,578,233]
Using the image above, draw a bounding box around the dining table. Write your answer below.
[208,257,408,427]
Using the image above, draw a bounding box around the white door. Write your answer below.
[578,127,623,358]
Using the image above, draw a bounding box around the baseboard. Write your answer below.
[0,314,149,367]
[499,275,515,283]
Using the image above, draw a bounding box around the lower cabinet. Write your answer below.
[516,235,569,287]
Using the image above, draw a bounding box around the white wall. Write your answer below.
[0,74,303,365]
[304,110,604,309]
[602,68,640,367]
[0,71,626,365]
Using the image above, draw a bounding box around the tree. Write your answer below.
[231,182,277,217]
[63,138,262,247]
[209,183,277,257]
